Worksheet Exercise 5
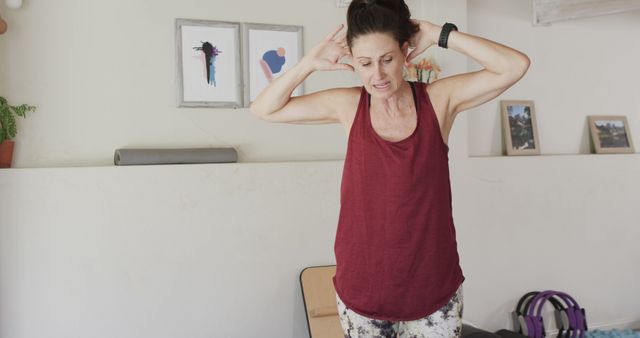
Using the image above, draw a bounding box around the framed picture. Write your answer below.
[588,115,635,154]
[176,19,243,108]
[500,100,541,156]
[242,23,304,107]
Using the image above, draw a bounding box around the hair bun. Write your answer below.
[346,0,419,48]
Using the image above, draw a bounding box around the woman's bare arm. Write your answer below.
[250,24,355,124]
[407,21,530,118]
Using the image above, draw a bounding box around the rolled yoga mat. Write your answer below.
[114,147,237,165]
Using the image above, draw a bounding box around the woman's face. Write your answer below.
[350,32,408,99]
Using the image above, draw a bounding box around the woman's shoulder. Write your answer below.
[322,86,362,110]
[323,86,362,132]
[326,86,362,97]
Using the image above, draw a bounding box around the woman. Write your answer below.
[251,1,529,337]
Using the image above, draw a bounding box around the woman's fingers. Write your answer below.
[313,24,353,71]
[331,62,354,72]
[406,43,428,63]
[336,48,354,71]
[336,36,348,48]
[324,23,345,42]
[334,28,347,42]
[406,49,419,63]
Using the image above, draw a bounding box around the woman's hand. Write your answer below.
[406,20,442,64]
[302,24,354,72]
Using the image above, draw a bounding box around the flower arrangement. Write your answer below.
[405,58,441,84]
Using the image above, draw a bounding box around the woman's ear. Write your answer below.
[402,41,410,66]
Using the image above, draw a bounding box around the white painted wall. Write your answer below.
[0,0,361,167]
[0,162,343,338]
[467,0,640,156]
[1,1,639,338]
[460,0,640,331]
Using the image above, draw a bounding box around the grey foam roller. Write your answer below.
[114,147,237,165]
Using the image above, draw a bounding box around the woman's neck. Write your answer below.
[371,81,413,118]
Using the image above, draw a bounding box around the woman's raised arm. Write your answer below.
[250,24,356,124]
[407,20,530,119]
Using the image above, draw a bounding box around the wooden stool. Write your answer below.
[300,265,343,338]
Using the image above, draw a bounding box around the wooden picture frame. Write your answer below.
[176,19,243,108]
[501,100,541,156]
[242,23,304,107]
[588,115,635,154]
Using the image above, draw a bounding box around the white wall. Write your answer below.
[467,0,640,156]
[0,0,362,167]
[459,0,640,331]
[1,1,640,337]
[0,162,343,338]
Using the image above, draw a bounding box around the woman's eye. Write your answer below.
[383,58,392,63]
[361,63,371,67]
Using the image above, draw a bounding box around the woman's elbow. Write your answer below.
[502,53,530,83]
[249,102,268,119]
[513,53,531,78]
[249,102,259,115]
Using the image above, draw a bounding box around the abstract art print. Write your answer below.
[501,100,541,155]
[588,115,635,154]
[243,23,303,107]
[176,19,242,108]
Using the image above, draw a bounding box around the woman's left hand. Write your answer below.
[406,20,442,64]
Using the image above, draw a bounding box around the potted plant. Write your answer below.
[0,96,36,168]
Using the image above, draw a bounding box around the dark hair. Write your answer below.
[346,0,419,48]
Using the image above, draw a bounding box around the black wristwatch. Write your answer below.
[438,22,458,49]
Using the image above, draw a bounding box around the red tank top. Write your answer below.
[332,81,465,321]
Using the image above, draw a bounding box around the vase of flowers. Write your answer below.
[405,57,441,84]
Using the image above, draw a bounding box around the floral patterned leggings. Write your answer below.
[335,284,464,338]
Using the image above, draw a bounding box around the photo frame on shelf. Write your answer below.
[176,19,243,108]
[588,115,635,154]
[500,100,541,156]
[242,23,304,107]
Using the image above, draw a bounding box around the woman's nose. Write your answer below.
[374,64,385,78]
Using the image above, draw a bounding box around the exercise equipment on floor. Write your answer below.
[513,290,588,338]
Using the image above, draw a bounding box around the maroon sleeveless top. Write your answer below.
[332,81,465,321]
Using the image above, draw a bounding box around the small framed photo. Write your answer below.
[242,23,304,107]
[588,115,635,154]
[176,19,243,108]
[500,100,541,156]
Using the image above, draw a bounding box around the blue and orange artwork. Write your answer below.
[260,47,286,82]
[193,41,221,87]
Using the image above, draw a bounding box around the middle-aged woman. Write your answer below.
[251,0,530,336]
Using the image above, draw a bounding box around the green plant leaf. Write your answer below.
[0,97,36,141]
[0,127,5,143]
[7,112,17,138]
[0,112,9,141]
[12,104,36,118]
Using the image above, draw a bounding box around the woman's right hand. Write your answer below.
[302,24,354,72]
